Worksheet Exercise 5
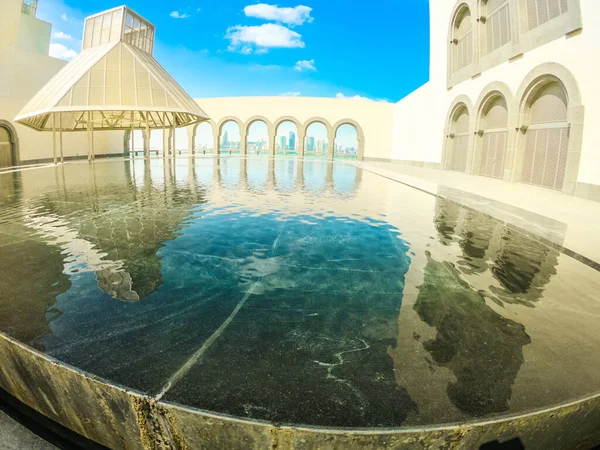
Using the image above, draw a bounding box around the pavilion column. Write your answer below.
[131,125,136,159]
[269,133,276,157]
[214,134,220,157]
[59,113,64,163]
[240,132,247,157]
[144,112,150,160]
[188,126,195,157]
[52,113,57,165]
[87,111,92,162]
[91,112,95,161]
[172,126,176,159]
[327,133,335,161]
[297,133,306,158]
[162,113,167,158]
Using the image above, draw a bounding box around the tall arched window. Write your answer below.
[482,0,511,54]
[0,125,15,168]
[527,0,569,30]
[452,7,474,74]
[479,96,508,179]
[521,82,569,191]
[448,105,470,172]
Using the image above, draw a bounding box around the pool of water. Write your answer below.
[0,157,599,429]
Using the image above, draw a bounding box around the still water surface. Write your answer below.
[0,157,599,428]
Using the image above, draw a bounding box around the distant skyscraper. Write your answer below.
[289,131,296,150]
[279,136,286,150]
[307,136,315,151]
[222,130,229,148]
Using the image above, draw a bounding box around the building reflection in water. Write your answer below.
[414,197,561,417]
[0,159,363,344]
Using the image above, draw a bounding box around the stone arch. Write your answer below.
[244,116,272,155]
[0,120,19,167]
[302,117,333,137]
[273,116,302,157]
[473,82,514,180]
[333,119,365,161]
[217,116,244,155]
[274,116,302,135]
[244,115,273,136]
[474,81,515,130]
[443,95,475,173]
[217,116,244,136]
[191,119,217,155]
[512,63,584,194]
[447,1,476,85]
[303,117,334,159]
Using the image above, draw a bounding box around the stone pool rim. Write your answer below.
[2,330,600,449]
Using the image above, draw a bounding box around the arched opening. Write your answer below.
[275,121,298,156]
[247,120,269,155]
[447,105,470,172]
[481,0,511,55]
[194,122,214,155]
[334,124,358,160]
[521,82,569,191]
[304,122,328,159]
[0,125,16,168]
[219,121,241,155]
[478,95,508,179]
[451,6,473,74]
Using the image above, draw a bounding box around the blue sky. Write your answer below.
[39,0,430,102]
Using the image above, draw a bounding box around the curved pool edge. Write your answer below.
[1,331,599,450]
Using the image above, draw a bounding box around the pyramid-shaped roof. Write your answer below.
[15,6,209,131]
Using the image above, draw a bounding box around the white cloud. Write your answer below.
[226,24,304,53]
[243,4,313,26]
[294,59,316,72]
[170,11,190,19]
[60,13,70,22]
[280,92,301,96]
[336,92,371,100]
[49,43,78,60]
[52,31,72,40]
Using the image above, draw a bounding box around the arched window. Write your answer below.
[479,96,508,179]
[521,82,569,190]
[482,0,511,54]
[219,121,241,155]
[334,124,358,159]
[0,125,15,168]
[304,122,328,158]
[451,7,474,74]
[247,121,269,155]
[527,0,569,30]
[448,105,470,172]
[275,121,298,156]
[194,122,214,155]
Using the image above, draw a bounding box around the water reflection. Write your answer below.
[0,159,598,428]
